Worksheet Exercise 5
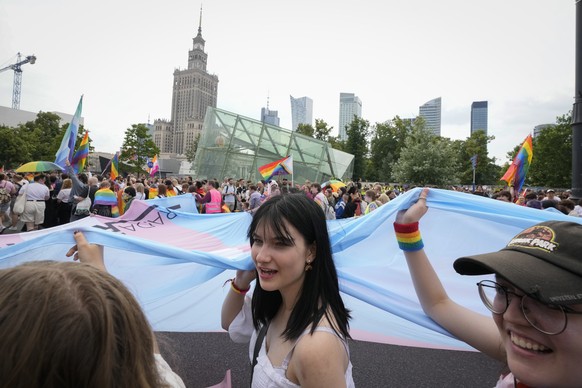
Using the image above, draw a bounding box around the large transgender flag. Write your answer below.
[54,96,83,169]
[0,189,578,351]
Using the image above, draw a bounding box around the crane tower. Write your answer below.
[0,52,37,110]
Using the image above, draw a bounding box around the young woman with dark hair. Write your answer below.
[221,193,354,387]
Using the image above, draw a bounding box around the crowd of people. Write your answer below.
[1,165,581,234]
[1,164,582,386]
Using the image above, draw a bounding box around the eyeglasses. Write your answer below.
[477,280,582,335]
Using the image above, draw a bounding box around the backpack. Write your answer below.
[0,187,10,204]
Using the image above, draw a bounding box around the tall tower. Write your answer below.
[419,97,441,136]
[470,101,488,135]
[154,7,219,156]
[290,95,313,131]
[338,92,362,140]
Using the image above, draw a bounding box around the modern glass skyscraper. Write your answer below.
[261,107,280,126]
[471,101,488,135]
[533,123,553,138]
[338,92,362,140]
[419,97,441,136]
[289,96,313,131]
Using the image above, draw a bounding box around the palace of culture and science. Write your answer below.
[153,12,219,159]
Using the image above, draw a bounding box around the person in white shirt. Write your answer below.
[222,178,236,212]
[0,173,14,232]
[21,174,50,231]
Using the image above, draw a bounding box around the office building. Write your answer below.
[419,97,441,136]
[533,124,554,138]
[260,107,280,126]
[153,11,219,156]
[290,96,313,131]
[470,101,488,135]
[338,93,362,140]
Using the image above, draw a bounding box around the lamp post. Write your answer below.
[572,0,582,199]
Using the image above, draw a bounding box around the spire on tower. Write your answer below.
[197,5,203,36]
[266,91,270,110]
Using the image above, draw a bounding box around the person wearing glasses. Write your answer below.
[395,188,582,388]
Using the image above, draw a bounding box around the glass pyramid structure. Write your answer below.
[192,107,354,183]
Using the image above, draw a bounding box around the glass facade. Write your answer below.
[290,96,313,131]
[470,101,488,135]
[192,107,354,183]
[419,97,442,136]
[339,93,362,140]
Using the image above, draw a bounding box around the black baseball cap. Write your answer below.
[454,221,582,306]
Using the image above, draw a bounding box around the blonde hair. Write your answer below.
[378,193,390,204]
[0,261,165,388]
[61,178,73,189]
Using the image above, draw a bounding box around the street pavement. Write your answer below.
[156,332,502,388]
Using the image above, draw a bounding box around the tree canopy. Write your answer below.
[120,124,160,174]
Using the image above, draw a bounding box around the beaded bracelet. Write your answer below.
[225,278,251,295]
[393,222,424,252]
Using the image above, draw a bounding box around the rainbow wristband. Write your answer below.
[394,222,424,252]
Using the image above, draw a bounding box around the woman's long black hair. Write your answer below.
[248,193,351,341]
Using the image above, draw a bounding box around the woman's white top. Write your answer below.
[229,296,355,388]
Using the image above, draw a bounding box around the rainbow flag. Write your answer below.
[71,131,89,173]
[55,95,83,169]
[501,134,533,195]
[110,152,119,181]
[148,187,158,199]
[94,188,119,217]
[258,155,293,182]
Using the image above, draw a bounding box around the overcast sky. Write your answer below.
[0,0,576,165]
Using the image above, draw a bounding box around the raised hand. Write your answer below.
[66,231,106,272]
[395,187,429,224]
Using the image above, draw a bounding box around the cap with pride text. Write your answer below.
[454,221,582,306]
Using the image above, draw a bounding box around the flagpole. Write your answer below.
[472,166,476,193]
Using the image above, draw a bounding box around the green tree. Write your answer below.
[392,127,460,186]
[0,112,92,169]
[528,114,572,188]
[295,123,314,138]
[184,133,201,163]
[120,124,160,174]
[313,119,332,142]
[328,136,346,152]
[458,130,500,185]
[344,116,370,180]
[17,112,66,161]
[366,116,416,182]
[0,125,33,168]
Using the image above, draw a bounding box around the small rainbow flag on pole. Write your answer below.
[258,155,293,182]
[110,152,119,181]
[500,134,533,195]
[71,130,89,173]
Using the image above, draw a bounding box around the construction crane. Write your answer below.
[0,52,37,110]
